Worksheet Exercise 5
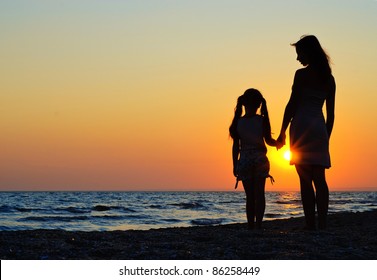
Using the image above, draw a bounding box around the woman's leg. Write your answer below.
[254,177,266,229]
[242,179,255,229]
[296,165,316,229]
[312,166,329,229]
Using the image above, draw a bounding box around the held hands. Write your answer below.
[276,133,286,150]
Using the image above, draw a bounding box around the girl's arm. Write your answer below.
[232,138,240,177]
[263,117,277,147]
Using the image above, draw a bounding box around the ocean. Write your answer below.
[0,191,376,231]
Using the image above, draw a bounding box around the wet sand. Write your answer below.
[1,210,376,260]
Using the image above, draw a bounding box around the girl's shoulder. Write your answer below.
[240,114,263,119]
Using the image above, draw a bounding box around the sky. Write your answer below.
[1,0,377,191]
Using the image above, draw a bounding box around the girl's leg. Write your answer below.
[254,177,266,229]
[312,166,329,229]
[296,165,316,229]
[242,179,255,229]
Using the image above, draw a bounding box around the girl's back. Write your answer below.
[237,115,266,152]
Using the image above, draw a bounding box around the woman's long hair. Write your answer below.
[229,88,271,140]
[292,35,332,82]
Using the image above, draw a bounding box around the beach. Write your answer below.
[1,210,376,260]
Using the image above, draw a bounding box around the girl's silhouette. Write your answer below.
[229,89,277,229]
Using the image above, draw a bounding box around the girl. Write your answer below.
[229,88,277,229]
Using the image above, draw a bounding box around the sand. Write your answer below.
[1,210,376,260]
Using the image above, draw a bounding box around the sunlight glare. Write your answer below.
[284,151,292,161]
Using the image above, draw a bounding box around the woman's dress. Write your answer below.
[289,88,331,168]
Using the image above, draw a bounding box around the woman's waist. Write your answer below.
[295,103,324,114]
[293,109,325,120]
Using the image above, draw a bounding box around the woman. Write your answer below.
[277,35,336,230]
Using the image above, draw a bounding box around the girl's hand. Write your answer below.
[276,133,286,150]
[233,167,238,177]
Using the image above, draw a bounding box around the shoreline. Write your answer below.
[1,210,377,260]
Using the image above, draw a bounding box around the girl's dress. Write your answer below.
[289,88,331,168]
[236,115,270,181]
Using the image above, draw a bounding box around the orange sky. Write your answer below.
[1,1,377,191]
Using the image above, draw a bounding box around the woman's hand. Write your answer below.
[276,133,286,150]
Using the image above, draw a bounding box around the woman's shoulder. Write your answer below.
[293,68,308,85]
[295,68,308,76]
[329,74,336,86]
[294,68,335,89]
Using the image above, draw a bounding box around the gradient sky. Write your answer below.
[1,0,377,191]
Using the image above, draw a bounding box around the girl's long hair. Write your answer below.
[229,88,272,140]
[229,95,243,140]
[292,35,332,82]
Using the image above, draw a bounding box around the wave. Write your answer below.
[56,207,89,214]
[148,204,166,209]
[161,218,182,223]
[0,205,13,213]
[330,199,355,204]
[219,200,243,204]
[190,218,224,226]
[169,202,206,210]
[19,215,89,222]
[15,207,37,212]
[91,205,136,212]
[91,214,127,221]
[0,205,47,213]
[264,213,284,218]
[275,200,301,205]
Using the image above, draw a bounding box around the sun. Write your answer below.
[268,148,294,169]
[284,150,292,161]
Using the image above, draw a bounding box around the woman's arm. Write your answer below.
[278,70,302,143]
[326,76,336,138]
[232,138,240,177]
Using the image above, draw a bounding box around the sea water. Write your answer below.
[0,191,376,231]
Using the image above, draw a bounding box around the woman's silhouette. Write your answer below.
[277,35,336,230]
